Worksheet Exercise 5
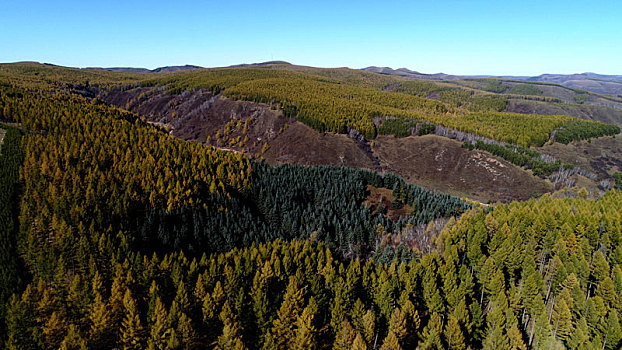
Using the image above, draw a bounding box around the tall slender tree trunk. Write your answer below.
[529,311,537,348]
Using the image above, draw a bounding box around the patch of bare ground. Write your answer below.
[372,134,552,202]
[540,134,622,179]
[263,122,377,168]
[362,185,413,221]
[505,99,622,126]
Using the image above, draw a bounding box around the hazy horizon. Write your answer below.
[5,60,622,78]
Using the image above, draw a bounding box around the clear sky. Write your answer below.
[1,0,620,75]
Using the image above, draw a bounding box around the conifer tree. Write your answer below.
[445,315,466,350]
[333,319,357,350]
[387,308,407,344]
[218,301,246,350]
[362,309,376,346]
[89,291,113,349]
[42,311,68,348]
[59,324,88,350]
[352,333,369,350]
[176,312,196,349]
[147,296,171,350]
[119,290,144,349]
[291,302,317,350]
[379,330,402,350]
[604,310,622,350]
[551,299,573,341]
[506,323,526,350]
[421,313,443,349]
[270,276,304,349]
[217,323,247,350]
[567,317,590,349]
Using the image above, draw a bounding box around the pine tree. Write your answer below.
[567,317,589,349]
[147,297,171,350]
[591,251,610,287]
[291,302,316,350]
[350,298,366,335]
[89,291,113,348]
[362,309,376,346]
[551,299,573,341]
[597,277,617,306]
[387,308,407,344]
[482,297,509,350]
[379,330,402,350]
[604,310,622,350]
[216,299,247,350]
[59,324,88,350]
[270,276,304,349]
[176,312,196,349]
[119,289,144,349]
[333,319,357,350]
[109,273,126,330]
[506,324,526,350]
[217,323,247,350]
[352,333,369,350]
[445,315,466,350]
[251,261,273,338]
[42,311,68,349]
[421,313,443,349]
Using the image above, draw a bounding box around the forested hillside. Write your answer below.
[1,63,618,147]
[0,85,472,347]
[138,68,618,146]
[0,123,24,336]
[1,63,622,349]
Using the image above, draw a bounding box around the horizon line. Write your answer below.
[2,60,620,78]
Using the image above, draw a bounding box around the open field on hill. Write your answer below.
[372,135,552,202]
[540,134,622,179]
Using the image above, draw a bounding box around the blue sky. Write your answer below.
[1,0,620,75]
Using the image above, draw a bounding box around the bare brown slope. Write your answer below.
[100,86,288,157]
[539,135,622,179]
[263,122,376,168]
[373,135,552,202]
[506,99,622,126]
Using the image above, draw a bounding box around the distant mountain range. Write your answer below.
[525,73,622,96]
[362,67,622,96]
[362,66,622,83]
[86,64,202,73]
